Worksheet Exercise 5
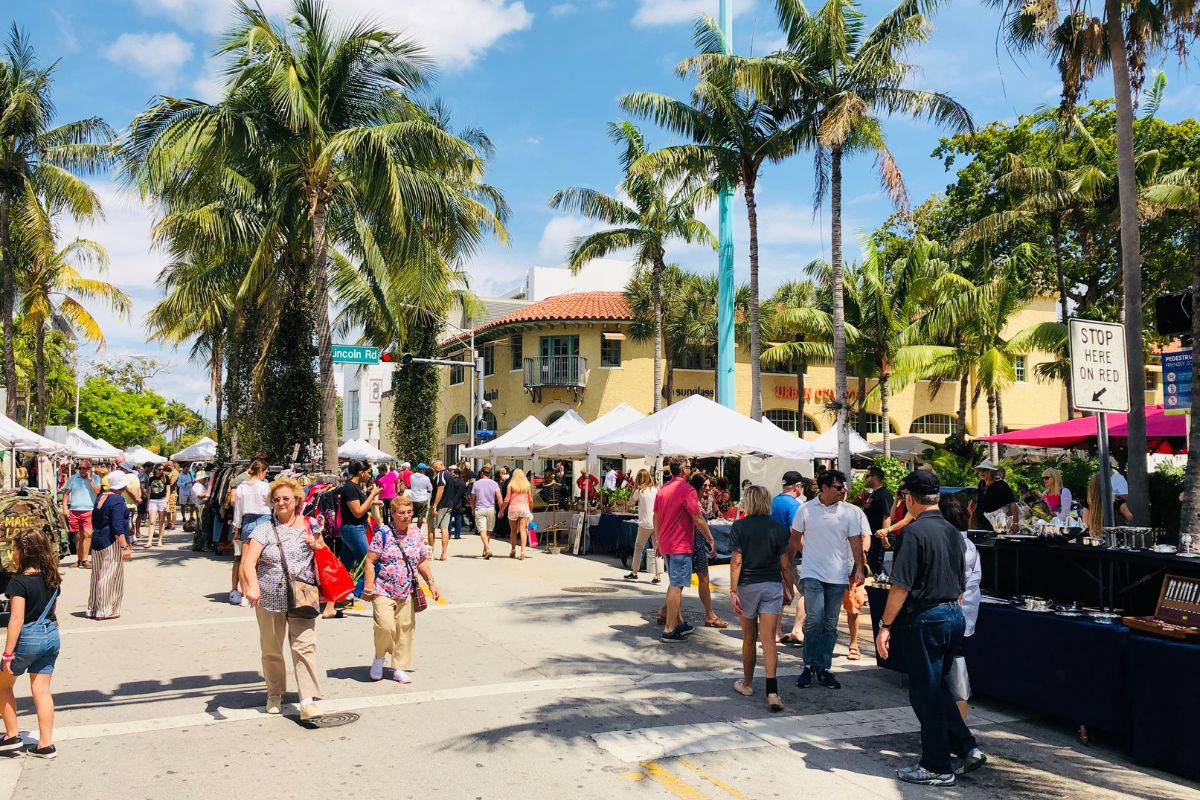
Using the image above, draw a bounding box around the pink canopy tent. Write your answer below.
[976,405,1186,453]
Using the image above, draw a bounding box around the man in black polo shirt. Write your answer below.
[875,470,986,787]
[862,466,893,577]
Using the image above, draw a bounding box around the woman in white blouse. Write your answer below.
[623,469,661,583]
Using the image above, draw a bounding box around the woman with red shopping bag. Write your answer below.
[362,496,439,684]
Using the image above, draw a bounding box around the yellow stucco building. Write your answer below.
[379,290,1155,465]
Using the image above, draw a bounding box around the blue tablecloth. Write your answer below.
[963,604,1129,736]
[1127,633,1200,779]
[709,522,733,561]
[591,513,635,554]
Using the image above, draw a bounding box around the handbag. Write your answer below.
[270,518,321,619]
[398,530,428,613]
[314,545,354,603]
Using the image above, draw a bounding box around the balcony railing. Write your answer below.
[524,355,587,401]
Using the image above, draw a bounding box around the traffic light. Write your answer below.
[381,352,394,362]
[402,353,413,367]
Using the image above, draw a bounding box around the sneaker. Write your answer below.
[25,745,56,760]
[767,693,784,713]
[675,622,695,637]
[651,577,661,585]
[795,666,814,688]
[623,573,639,581]
[897,764,954,786]
[299,703,321,721]
[660,630,688,643]
[239,597,250,608]
[817,669,841,689]
[392,669,413,684]
[265,696,282,714]
[0,735,20,752]
[369,657,385,681]
[229,590,243,606]
[952,748,987,776]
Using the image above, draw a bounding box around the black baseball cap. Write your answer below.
[781,470,805,487]
[900,470,940,495]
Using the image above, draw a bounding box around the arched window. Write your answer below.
[803,415,820,433]
[448,415,468,436]
[850,412,898,435]
[909,413,955,436]
[481,410,497,432]
[546,410,565,425]
[764,409,798,432]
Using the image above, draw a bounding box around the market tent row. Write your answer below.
[0,413,68,454]
[338,439,395,461]
[516,409,586,458]
[976,404,1185,452]
[171,436,216,462]
[66,427,121,460]
[586,394,816,460]
[125,445,167,465]
[461,416,546,459]
[536,403,645,459]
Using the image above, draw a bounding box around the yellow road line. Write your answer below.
[677,759,752,800]
[638,761,712,799]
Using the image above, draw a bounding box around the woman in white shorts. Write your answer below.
[729,486,793,713]
[145,464,171,547]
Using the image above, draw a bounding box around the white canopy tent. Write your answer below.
[170,436,217,462]
[66,427,121,459]
[808,426,876,460]
[586,394,816,459]
[338,438,395,461]
[125,445,167,465]
[516,409,586,458]
[461,416,546,458]
[0,413,68,454]
[536,403,645,459]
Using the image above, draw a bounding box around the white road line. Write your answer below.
[592,705,1026,762]
[60,616,257,635]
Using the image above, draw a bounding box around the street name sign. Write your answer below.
[332,344,381,365]
[1068,318,1130,414]
[1162,348,1193,415]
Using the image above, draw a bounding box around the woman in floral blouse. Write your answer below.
[363,496,439,683]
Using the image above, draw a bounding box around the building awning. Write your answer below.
[602,331,625,340]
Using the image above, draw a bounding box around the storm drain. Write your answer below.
[562,586,619,594]
[305,711,360,728]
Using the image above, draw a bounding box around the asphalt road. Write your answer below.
[2,527,1196,800]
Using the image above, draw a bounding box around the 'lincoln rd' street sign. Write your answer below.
[332,344,381,365]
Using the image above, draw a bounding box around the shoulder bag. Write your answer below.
[398,530,428,613]
[270,518,321,619]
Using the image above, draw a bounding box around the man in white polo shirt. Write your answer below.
[791,469,868,690]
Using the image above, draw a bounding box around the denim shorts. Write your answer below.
[737,581,784,618]
[11,622,60,676]
[664,553,693,588]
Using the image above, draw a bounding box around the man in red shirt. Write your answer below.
[398,461,413,490]
[655,459,715,643]
[576,470,600,505]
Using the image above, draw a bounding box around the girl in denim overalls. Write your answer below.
[0,530,62,758]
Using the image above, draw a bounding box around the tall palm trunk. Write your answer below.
[856,375,868,437]
[830,146,851,473]
[665,353,676,406]
[212,334,224,453]
[1106,0,1148,524]
[957,368,969,438]
[652,254,665,412]
[880,370,891,459]
[311,200,339,471]
[0,196,16,419]
[795,358,807,437]
[987,391,998,461]
[1052,216,1074,418]
[995,390,1005,435]
[745,174,763,421]
[35,324,46,434]
[1182,207,1200,537]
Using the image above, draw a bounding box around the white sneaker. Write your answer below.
[229,590,243,606]
[369,657,385,681]
[239,597,250,607]
[392,669,413,684]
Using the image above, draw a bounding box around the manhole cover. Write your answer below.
[305,711,360,728]
[562,586,619,594]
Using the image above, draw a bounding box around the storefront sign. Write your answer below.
[674,388,714,398]
[774,386,859,403]
[1162,349,1192,415]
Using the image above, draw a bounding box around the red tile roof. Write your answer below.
[477,291,631,333]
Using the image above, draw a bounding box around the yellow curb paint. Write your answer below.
[677,759,752,800]
[638,761,711,800]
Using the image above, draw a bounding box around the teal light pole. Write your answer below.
[716,0,736,410]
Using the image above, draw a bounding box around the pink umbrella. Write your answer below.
[976,405,1186,452]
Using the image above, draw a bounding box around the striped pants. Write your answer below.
[88,542,124,619]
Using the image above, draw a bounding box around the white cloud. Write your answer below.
[633,0,754,27]
[537,215,610,262]
[50,10,81,54]
[135,0,533,69]
[105,32,194,82]
[192,59,228,103]
[550,3,577,16]
[524,137,541,145]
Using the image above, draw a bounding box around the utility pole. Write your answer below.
[716,0,736,410]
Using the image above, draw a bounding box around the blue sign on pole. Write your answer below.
[1162,349,1192,414]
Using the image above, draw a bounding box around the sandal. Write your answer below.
[655,613,667,626]
[704,617,729,629]
[733,679,753,697]
[509,552,516,559]
[651,577,661,585]
[847,646,861,661]
[779,634,803,647]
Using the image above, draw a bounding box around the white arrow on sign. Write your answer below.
[1067,318,1130,414]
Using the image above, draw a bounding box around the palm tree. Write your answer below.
[761,276,835,437]
[123,0,505,469]
[621,17,812,421]
[752,0,973,471]
[984,0,1200,522]
[15,202,131,432]
[549,121,714,412]
[625,263,688,406]
[159,401,192,446]
[1145,162,1200,536]
[664,273,751,392]
[0,26,112,418]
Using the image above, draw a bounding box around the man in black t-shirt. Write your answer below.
[862,466,893,577]
[431,463,465,561]
[875,470,985,787]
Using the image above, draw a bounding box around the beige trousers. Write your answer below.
[630,525,661,576]
[372,595,416,669]
[255,607,321,700]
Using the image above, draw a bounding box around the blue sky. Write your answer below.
[10,0,1198,414]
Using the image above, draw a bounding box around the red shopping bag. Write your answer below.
[315,546,355,603]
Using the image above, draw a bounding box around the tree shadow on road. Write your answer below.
[45,671,264,715]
